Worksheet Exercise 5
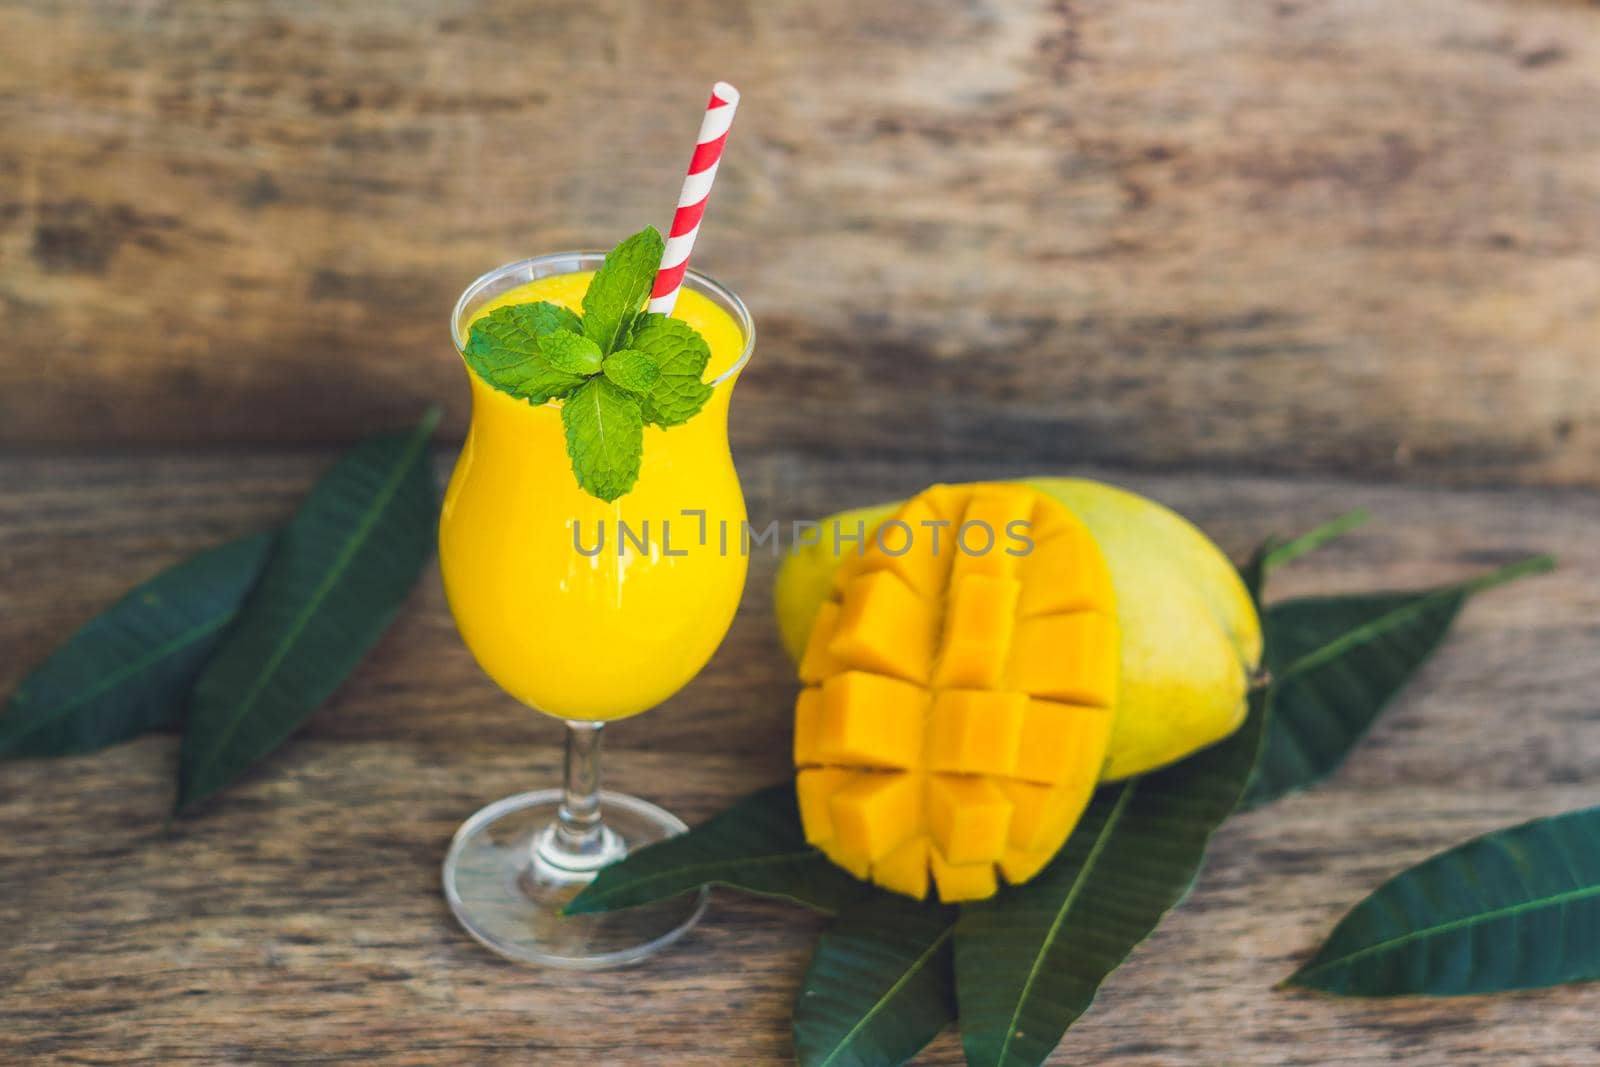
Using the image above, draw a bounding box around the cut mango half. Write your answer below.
[793,483,1119,902]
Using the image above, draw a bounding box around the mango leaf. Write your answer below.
[175,410,441,813]
[1240,510,1370,606]
[1244,555,1553,809]
[567,784,869,916]
[954,685,1270,1067]
[0,533,274,758]
[795,895,957,1067]
[1290,805,1600,996]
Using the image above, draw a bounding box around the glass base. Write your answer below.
[442,789,707,969]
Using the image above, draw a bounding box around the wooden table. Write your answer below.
[2,448,1596,1065]
[4,0,1599,1059]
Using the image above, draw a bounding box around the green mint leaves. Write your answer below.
[562,378,645,503]
[582,228,666,356]
[629,314,714,427]
[462,302,588,404]
[460,227,721,502]
[541,330,605,376]
[601,350,661,395]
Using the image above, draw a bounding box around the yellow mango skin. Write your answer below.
[1022,477,1260,779]
[774,479,1262,782]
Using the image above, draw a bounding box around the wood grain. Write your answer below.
[2,449,1598,1064]
[2,1,1599,486]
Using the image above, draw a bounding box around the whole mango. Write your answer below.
[776,478,1262,901]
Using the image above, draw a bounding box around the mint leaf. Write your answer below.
[561,377,644,502]
[464,303,587,403]
[601,350,660,396]
[541,329,604,376]
[507,300,583,338]
[582,227,664,355]
[629,313,714,427]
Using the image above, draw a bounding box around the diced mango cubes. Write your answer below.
[829,571,937,684]
[1014,700,1111,786]
[797,767,853,845]
[928,690,1027,775]
[814,671,928,768]
[1000,778,1093,853]
[831,773,922,862]
[949,486,1033,583]
[1006,613,1120,707]
[1017,522,1117,618]
[792,483,1120,902]
[930,847,998,901]
[799,601,846,684]
[873,836,930,899]
[932,574,1020,689]
[833,494,955,599]
[793,686,824,765]
[928,775,1012,864]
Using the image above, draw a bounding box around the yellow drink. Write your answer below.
[440,264,752,721]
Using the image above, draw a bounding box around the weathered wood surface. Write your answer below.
[2,0,1599,485]
[2,449,1598,1065]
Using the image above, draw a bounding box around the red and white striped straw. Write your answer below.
[648,81,740,316]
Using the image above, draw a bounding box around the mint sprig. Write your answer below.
[460,226,721,502]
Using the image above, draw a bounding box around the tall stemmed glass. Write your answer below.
[439,252,753,968]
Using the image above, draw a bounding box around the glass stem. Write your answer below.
[556,720,607,858]
[532,719,624,878]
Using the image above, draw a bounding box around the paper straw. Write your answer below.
[648,82,740,316]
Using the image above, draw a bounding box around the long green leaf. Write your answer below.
[176,410,440,812]
[566,784,869,916]
[1244,555,1553,808]
[954,686,1270,1067]
[1262,509,1370,573]
[0,533,274,758]
[1240,509,1370,607]
[1290,805,1600,996]
[795,895,957,1067]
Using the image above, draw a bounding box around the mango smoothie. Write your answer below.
[440,268,751,721]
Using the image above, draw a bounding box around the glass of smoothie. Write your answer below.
[438,252,753,967]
